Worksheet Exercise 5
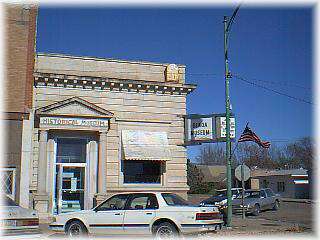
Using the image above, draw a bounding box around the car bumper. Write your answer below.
[48,224,65,232]
[180,221,224,234]
[232,206,253,214]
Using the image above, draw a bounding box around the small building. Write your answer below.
[250,169,309,199]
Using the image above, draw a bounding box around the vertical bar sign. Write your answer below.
[216,116,236,139]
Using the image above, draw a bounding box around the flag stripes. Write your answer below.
[238,125,270,148]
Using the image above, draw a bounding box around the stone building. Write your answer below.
[28,53,196,220]
[1,4,38,207]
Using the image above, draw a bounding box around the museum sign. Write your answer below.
[185,113,236,145]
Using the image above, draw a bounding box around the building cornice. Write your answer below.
[34,72,197,95]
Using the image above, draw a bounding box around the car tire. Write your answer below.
[273,200,280,211]
[65,220,88,237]
[154,222,178,239]
[252,204,260,216]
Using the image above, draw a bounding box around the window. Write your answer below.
[277,182,285,192]
[161,193,190,206]
[0,168,16,200]
[1,196,18,206]
[266,188,275,197]
[95,194,129,211]
[56,138,87,163]
[263,179,269,188]
[126,194,159,210]
[123,160,162,184]
[261,190,267,198]
[238,191,260,199]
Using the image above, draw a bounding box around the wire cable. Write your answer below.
[233,73,311,90]
[233,74,314,105]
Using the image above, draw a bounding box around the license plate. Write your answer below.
[1,220,17,227]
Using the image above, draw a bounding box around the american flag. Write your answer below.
[238,124,271,148]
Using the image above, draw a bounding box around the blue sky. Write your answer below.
[37,6,313,161]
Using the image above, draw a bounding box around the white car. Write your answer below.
[49,192,223,238]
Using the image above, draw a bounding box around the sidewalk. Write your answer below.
[281,198,314,204]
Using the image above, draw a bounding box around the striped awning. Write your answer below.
[121,130,171,161]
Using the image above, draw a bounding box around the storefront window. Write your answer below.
[123,160,162,184]
[56,138,87,163]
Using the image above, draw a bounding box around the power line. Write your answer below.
[233,73,311,90]
[233,74,314,105]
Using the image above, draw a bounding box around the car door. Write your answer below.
[265,189,276,209]
[88,194,129,235]
[123,193,158,235]
[260,190,271,210]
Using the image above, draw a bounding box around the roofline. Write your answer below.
[36,52,186,68]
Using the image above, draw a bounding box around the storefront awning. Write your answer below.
[122,130,171,161]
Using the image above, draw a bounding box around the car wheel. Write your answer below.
[252,204,260,216]
[65,220,88,237]
[154,222,178,239]
[273,200,280,211]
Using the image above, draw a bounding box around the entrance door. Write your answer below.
[54,164,86,214]
[53,138,88,215]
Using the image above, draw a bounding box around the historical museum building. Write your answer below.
[26,53,196,220]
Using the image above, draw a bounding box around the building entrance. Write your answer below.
[53,138,87,214]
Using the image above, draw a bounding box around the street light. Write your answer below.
[224,4,241,228]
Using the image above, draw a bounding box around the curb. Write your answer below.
[281,198,313,204]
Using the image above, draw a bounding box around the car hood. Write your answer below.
[0,206,38,219]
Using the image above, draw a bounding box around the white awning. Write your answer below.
[122,130,171,161]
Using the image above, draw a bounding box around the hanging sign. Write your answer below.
[70,178,77,191]
[186,117,214,141]
[185,113,236,145]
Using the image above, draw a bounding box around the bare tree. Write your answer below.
[195,144,226,165]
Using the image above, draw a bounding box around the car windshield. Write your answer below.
[236,191,261,199]
[1,196,18,206]
[161,193,190,206]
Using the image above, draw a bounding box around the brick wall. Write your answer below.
[4,4,37,114]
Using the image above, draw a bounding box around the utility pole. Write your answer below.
[224,15,232,228]
[224,5,241,228]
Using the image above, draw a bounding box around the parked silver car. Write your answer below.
[231,188,280,216]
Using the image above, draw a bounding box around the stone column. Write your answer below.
[34,129,50,222]
[98,131,107,194]
[37,129,48,194]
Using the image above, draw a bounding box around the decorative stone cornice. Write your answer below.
[34,72,196,95]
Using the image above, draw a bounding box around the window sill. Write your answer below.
[122,183,163,187]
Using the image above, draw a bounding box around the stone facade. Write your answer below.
[29,53,196,221]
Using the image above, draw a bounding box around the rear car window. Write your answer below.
[1,196,18,206]
[161,193,190,206]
